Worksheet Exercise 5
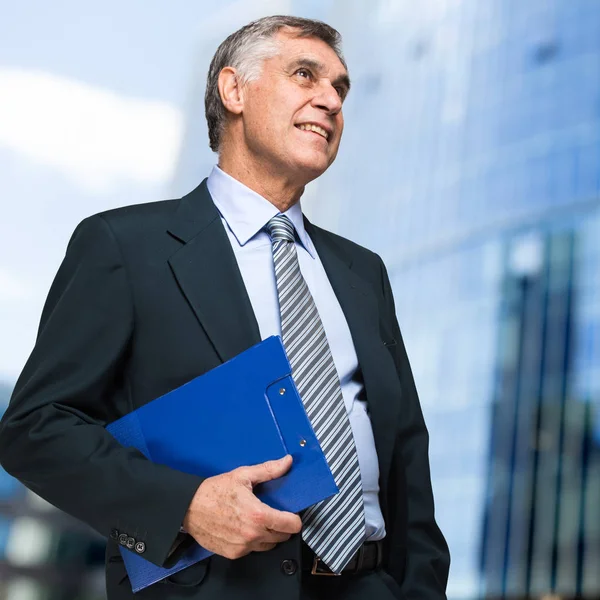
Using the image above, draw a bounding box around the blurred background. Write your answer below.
[1,0,599,598]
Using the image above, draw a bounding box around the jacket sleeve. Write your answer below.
[378,255,450,600]
[0,214,203,567]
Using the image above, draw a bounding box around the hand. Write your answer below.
[182,455,302,560]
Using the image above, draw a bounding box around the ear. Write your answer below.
[218,67,244,115]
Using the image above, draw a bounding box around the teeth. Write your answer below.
[297,123,329,139]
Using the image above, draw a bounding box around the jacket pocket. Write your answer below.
[162,558,210,588]
[377,568,404,599]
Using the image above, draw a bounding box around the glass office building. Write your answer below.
[174,1,600,598]
[308,1,600,598]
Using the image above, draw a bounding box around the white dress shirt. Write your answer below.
[207,165,386,541]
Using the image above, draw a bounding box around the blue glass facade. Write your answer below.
[296,1,600,598]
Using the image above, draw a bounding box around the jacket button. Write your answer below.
[281,559,297,576]
[126,537,136,549]
[118,533,128,546]
[135,541,146,554]
[110,529,119,540]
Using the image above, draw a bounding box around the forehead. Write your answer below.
[272,29,348,76]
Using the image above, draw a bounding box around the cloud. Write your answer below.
[0,68,183,192]
[0,268,31,302]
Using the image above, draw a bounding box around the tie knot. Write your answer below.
[265,214,295,243]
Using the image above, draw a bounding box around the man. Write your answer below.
[0,15,449,600]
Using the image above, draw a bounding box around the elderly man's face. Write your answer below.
[239,30,349,182]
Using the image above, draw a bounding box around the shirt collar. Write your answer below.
[206,165,316,259]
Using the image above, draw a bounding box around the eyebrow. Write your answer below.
[288,57,351,94]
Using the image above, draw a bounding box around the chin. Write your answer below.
[291,152,333,181]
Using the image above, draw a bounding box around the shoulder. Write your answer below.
[95,198,179,235]
[68,197,179,243]
[63,198,183,265]
[306,219,383,270]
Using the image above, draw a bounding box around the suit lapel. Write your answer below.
[166,182,397,498]
[167,179,261,363]
[305,218,400,496]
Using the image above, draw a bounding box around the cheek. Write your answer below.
[261,105,289,140]
[245,89,280,132]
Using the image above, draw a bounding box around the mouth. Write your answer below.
[295,123,330,141]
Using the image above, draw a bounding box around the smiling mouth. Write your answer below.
[295,123,329,140]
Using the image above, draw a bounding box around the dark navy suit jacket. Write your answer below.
[0,180,449,599]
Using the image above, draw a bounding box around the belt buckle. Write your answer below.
[311,556,341,576]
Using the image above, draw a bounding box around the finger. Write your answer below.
[243,455,293,486]
[263,530,292,544]
[251,541,278,553]
[261,506,302,535]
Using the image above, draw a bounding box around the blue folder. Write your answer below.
[106,335,338,593]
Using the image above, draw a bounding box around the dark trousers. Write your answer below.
[300,569,402,599]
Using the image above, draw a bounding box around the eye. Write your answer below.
[335,87,345,99]
[295,68,312,80]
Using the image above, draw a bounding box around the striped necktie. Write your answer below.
[265,213,366,573]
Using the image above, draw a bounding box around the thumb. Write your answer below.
[245,455,293,486]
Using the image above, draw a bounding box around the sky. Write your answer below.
[0,0,297,383]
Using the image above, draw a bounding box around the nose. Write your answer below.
[311,79,343,116]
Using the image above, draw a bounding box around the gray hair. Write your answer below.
[204,15,347,152]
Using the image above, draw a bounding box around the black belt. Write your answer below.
[302,540,383,576]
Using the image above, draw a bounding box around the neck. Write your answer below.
[218,145,306,214]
